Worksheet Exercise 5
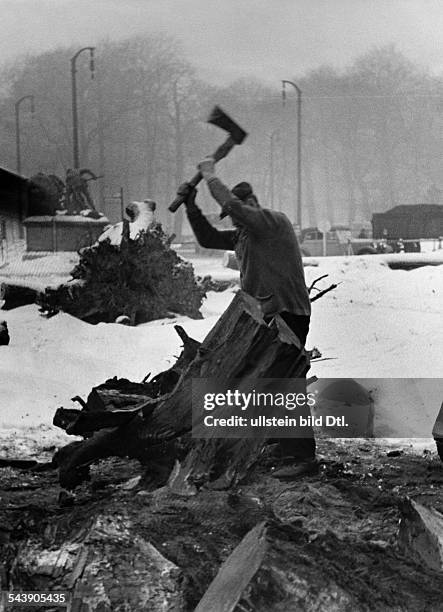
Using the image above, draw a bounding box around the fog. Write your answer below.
[2,1,443,85]
[2,1,443,230]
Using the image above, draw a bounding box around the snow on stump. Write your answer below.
[398,498,443,572]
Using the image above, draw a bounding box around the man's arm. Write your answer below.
[198,157,233,206]
[187,207,237,250]
[198,157,280,234]
[178,183,236,250]
[219,198,278,234]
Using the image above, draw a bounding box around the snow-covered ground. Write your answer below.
[0,254,442,453]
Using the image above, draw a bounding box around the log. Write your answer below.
[54,291,309,490]
[195,522,267,612]
[36,279,85,318]
[0,282,38,310]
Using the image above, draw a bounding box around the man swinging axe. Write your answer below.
[170,107,317,480]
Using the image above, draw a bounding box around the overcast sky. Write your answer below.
[2,0,443,84]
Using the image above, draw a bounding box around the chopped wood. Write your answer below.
[398,498,443,572]
[13,512,185,611]
[195,522,267,612]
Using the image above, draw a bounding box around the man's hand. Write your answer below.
[198,156,216,180]
[177,182,197,207]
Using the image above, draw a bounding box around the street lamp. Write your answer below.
[269,130,279,210]
[282,80,302,228]
[71,46,95,169]
[15,95,35,175]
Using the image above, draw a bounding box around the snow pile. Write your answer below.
[304,257,442,378]
[97,200,156,245]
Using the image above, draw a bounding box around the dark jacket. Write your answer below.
[187,178,311,318]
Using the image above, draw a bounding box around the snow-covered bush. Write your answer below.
[40,223,205,324]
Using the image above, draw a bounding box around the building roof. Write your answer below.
[0,166,28,190]
[0,166,29,216]
[374,204,443,216]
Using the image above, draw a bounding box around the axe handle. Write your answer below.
[168,136,236,212]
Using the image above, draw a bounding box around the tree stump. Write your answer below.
[54,291,310,490]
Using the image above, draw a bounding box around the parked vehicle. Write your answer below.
[222,224,396,269]
[372,204,443,240]
[299,225,393,257]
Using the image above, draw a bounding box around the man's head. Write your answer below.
[231,182,260,209]
[220,181,260,227]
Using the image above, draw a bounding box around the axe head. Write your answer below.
[207,106,247,144]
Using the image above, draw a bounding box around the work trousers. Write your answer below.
[269,312,316,460]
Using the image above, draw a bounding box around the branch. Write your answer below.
[310,282,341,302]
[308,274,329,294]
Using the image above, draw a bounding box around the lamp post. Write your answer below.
[71,47,95,169]
[269,130,279,209]
[15,95,35,175]
[282,80,302,228]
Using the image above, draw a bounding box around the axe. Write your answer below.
[168,106,247,212]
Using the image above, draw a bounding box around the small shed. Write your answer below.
[372,204,443,239]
